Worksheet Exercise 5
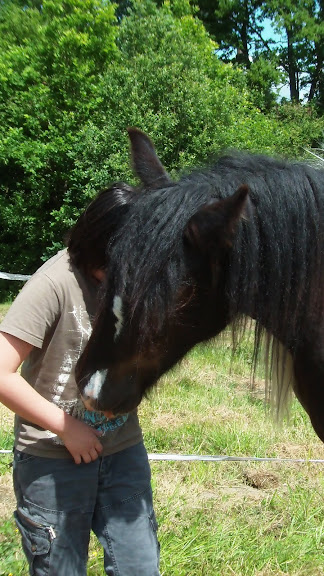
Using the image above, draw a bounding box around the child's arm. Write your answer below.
[0,331,103,464]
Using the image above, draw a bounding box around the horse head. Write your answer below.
[76,128,249,415]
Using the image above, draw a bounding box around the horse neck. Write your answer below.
[229,267,288,347]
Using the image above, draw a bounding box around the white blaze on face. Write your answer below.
[83,369,108,401]
[113,295,123,340]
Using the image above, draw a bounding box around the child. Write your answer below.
[0,184,160,575]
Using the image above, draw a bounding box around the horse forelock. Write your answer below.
[109,153,324,352]
[110,176,220,334]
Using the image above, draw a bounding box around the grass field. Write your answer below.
[0,303,323,575]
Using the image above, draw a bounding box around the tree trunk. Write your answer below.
[287,28,299,102]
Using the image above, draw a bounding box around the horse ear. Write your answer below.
[184,185,249,253]
[127,127,171,188]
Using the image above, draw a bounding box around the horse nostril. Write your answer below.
[82,396,97,412]
[102,411,115,419]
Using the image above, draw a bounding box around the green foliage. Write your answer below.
[272,102,324,151]
[0,0,118,298]
[246,53,284,111]
[0,0,323,301]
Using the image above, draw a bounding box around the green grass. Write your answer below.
[0,304,324,575]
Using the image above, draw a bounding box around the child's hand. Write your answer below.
[60,414,103,464]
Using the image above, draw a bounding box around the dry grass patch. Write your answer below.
[0,473,15,519]
[242,469,280,490]
[0,404,14,429]
[273,441,324,460]
[161,358,221,388]
[0,404,15,520]
[171,356,259,392]
[152,462,278,516]
[150,405,239,430]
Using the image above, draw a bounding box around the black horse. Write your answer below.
[76,128,324,443]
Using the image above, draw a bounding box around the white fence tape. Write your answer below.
[147,453,324,464]
[1,450,324,463]
[0,272,31,281]
[303,147,324,164]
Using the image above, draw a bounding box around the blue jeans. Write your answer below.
[13,442,160,576]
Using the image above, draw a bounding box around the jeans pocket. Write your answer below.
[14,509,55,575]
[14,450,37,465]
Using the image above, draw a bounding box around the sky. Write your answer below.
[258,17,309,101]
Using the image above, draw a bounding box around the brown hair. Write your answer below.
[67,183,135,275]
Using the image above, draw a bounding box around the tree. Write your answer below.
[187,1,282,109]
[71,0,322,178]
[192,0,324,112]
[0,0,322,300]
[302,0,324,111]
[258,0,324,109]
[0,0,117,283]
[265,0,311,102]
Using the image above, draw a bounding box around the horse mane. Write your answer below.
[110,152,324,417]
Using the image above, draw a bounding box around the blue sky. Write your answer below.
[259,17,298,100]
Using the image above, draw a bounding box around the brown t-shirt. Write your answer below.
[0,249,142,458]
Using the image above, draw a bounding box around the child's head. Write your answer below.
[67,183,135,276]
